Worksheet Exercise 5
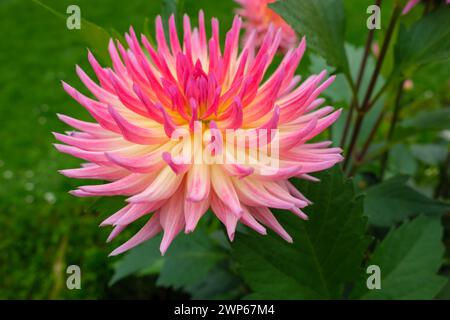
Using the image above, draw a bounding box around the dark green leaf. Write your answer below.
[352,216,447,299]
[186,267,243,300]
[109,236,162,286]
[400,108,450,131]
[411,144,448,166]
[364,176,450,227]
[394,7,450,77]
[388,144,418,176]
[233,166,369,299]
[109,223,229,291]
[271,0,349,76]
[157,230,224,289]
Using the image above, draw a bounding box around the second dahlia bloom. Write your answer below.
[235,0,298,51]
[55,12,343,255]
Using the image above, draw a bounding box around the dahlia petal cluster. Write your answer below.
[55,11,343,255]
[235,0,297,51]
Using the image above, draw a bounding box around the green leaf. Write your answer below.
[364,176,450,227]
[352,216,447,299]
[411,144,448,166]
[186,267,243,300]
[394,7,450,77]
[156,229,224,289]
[388,144,418,176]
[271,0,350,76]
[109,228,227,289]
[109,236,162,286]
[32,0,111,63]
[233,166,369,299]
[400,108,450,131]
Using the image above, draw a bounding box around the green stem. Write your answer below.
[343,110,364,172]
[340,99,356,147]
[379,80,404,178]
[359,106,386,159]
[343,5,400,172]
[349,103,389,175]
[360,6,401,112]
[340,0,382,148]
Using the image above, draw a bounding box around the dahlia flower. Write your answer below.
[55,11,343,255]
[235,0,297,51]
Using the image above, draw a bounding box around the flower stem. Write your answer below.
[379,80,404,178]
[354,103,388,164]
[343,5,400,172]
[360,5,400,113]
[343,110,364,171]
[340,0,382,148]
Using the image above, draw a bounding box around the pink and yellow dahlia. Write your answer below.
[55,11,343,255]
[235,0,297,51]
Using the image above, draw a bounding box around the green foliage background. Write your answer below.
[0,0,449,299]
